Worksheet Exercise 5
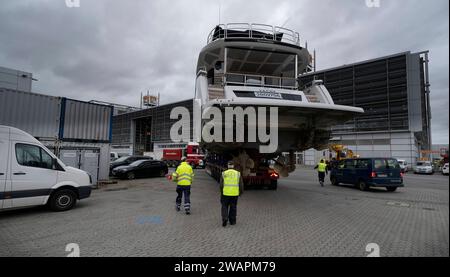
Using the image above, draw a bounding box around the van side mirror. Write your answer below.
[52,158,58,170]
[53,158,64,171]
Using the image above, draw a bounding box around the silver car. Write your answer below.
[414,161,434,175]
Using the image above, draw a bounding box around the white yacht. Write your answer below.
[194,23,363,156]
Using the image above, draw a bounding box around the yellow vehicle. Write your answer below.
[329,144,357,161]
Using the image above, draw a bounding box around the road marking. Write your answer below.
[386,201,410,208]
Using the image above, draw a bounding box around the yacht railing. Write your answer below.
[207,23,301,47]
[223,73,298,90]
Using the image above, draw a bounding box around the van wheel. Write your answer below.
[331,177,339,186]
[386,187,397,192]
[358,180,369,191]
[127,172,135,180]
[49,189,77,212]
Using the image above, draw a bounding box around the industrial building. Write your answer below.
[0,87,113,185]
[298,51,431,167]
[0,66,33,92]
[112,51,432,169]
[111,99,193,159]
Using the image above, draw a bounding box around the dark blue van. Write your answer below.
[330,158,404,192]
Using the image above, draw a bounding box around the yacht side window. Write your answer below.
[15,143,53,170]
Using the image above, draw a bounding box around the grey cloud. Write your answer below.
[0,0,448,143]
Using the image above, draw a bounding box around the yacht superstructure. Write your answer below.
[194,23,363,156]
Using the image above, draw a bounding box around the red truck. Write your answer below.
[162,143,205,168]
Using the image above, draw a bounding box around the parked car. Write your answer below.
[414,161,434,175]
[0,125,92,212]
[397,159,408,173]
[111,160,168,180]
[330,158,404,192]
[110,155,153,174]
[442,163,449,175]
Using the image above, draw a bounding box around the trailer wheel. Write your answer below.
[268,180,278,190]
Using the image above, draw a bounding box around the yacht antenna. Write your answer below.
[218,0,221,24]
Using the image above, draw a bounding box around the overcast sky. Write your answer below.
[0,0,448,143]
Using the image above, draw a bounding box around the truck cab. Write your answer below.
[0,125,92,212]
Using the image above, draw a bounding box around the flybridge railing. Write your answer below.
[207,23,301,47]
[224,73,298,90]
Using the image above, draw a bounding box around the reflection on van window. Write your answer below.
[374,159,400,170]
[387,159,400,169]
[374,159,386,169]
[356,159,369,169]
[16,144,53,169]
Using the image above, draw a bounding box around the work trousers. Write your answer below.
[221,195,238,224]
[318,172,326,182]
[176,185,191,211]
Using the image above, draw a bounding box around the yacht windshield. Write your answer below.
[224,48,297,89]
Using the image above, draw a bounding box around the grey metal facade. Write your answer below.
[0,88,113,142]
[112,99,193,154]
[298,51,430,148]
[0,66,33,92]
[0,88,61,139]
[0,88,114,183]
[62,99,113,142]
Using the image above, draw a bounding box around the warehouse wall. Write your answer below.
[302,131,419,169]
[298,51,429,149]
[61,98,113,142]
[0,66,32,92]
[0,88,61,139]
[112,99,193,155]
[0,89,114,183]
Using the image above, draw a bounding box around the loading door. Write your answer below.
[80,150,99,185]
[59,149,100,185]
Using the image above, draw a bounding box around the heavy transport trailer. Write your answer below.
[204,149,291,190]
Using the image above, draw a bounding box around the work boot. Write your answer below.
[320,181,324,187]
[230,221,236,226]
[222,220,227,227]
[185,210,191,215]
[176,205,180,212]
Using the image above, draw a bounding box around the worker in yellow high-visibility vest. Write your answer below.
[220,161,244,227]
[314,159,328,187]
[172,157,194,214]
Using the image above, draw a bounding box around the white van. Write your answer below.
[0,125,92,212]
[397,159,408,173]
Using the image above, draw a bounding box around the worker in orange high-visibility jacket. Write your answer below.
[172,157,194,214]
[220,160,244,227]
